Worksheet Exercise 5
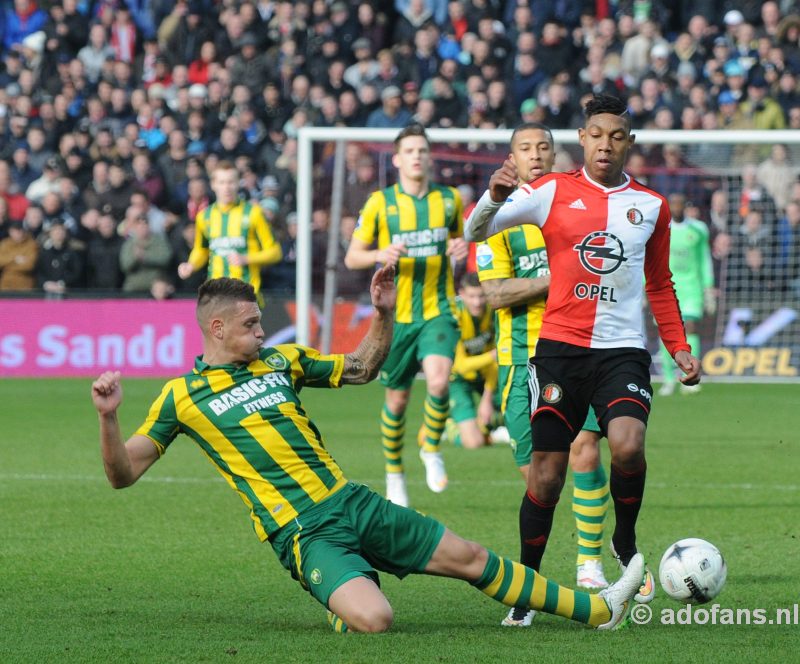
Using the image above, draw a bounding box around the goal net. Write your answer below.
[284,127,800,383]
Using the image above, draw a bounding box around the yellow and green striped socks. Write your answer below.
[419,392,449,453]
[327,610,348,633]
[573,466,609,565]
[381,404,405,474]
[472,550,611,627]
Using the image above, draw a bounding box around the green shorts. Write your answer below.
[499,365,601,467]
[379,316,459,390]
[449,375,501,423]
[270,482,445,607]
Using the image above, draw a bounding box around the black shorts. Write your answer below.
[527,339,653,452]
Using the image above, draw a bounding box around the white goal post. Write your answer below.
[295,127,800,382]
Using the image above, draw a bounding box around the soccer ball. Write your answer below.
[658,538,727,604]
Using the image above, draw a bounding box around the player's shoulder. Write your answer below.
[365,187,390,204]
[431,181,462,201]
[687,217,711,236]
[521,170,573,193]
[260,344,303,368]
[627,177,669,206]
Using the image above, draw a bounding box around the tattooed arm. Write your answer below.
[481,275,550,309]
[342,265,396,385]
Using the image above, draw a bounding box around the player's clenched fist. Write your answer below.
[92,370,123,414]
[488,157,519,202]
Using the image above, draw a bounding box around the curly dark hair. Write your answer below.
[583,94,630,130]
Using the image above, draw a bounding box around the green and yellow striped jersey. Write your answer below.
[188,199,280,294]
[452,297,496,386]
[135,345,347,542]
[475,225,548,366]
[353,183,463,324]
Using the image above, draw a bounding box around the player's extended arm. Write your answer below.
[342,265,396,384]
[481,275,550,309]
[455,348,497,376]
[92,371,160,488]
[245,213,283,267]
[344,237,407,269]
[645,203,693,360]
[465,159,553,241]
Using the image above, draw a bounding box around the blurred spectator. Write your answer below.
[345,38,380,89]
[165,1,214,67]
[756,144,799,212]
[119,214,172,294]
[35,218,85,297]
[740,75,786,133]
[10,143,39,192]
[86,212,124,289]
[4,0,48,53]
[78,23,115,84]
[738,164,778,223]
[168,219,206,293]
[264,211,297,294]
[342,156,378,217]
[540,81,574,129]
[25,155,62,204]
[131,152,166,208]
[356,2,388,53]
[366,85,413,127]
[394,0,434,45]
[620,20,667,86]
[335,214,373,297]
[727,209,778,294]
[44,0,89,59]
[0,220,38,290]
[41,191,78,237]
[103,162,136,220]
[230,32,272,95]
[776,200,800,292]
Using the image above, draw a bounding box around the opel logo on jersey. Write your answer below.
[626,207,644,225]
[574,231,628,275]
[542,383,563,403]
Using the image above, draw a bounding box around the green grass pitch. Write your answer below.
[2,379,798,662]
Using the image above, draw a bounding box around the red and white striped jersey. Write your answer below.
[466,168,689,356]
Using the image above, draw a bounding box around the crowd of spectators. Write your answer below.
[0,0,799,300]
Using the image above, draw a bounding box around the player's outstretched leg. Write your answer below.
[570,429,609,589]
[327,576,394,633]
[426,530,642,630]
[607,417,654,603]
[418,390,450,492]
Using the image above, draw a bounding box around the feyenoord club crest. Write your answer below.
[626,207,643,225]
[542,383,563,403]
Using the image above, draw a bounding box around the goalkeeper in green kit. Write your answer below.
[658,194,715,396]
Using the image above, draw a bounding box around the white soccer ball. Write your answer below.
[658,538,727,604]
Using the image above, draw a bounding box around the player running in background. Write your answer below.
[466,95,701,607]
[657,193,714,396]
[475,123,610,628]
[344,124,468,506]
[91,270,644,633]
[444,272,508,450]
[178,161,282,306]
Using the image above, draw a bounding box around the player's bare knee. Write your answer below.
[461,426,486,449]
[529,453,568,502]
[385,391,409,414]
[426,376,449,397]
[352,607,393,633]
